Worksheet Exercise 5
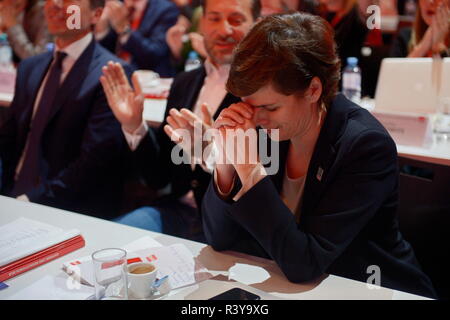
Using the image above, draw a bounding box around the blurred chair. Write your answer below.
[0,107,8,127]
[396,156,450,299]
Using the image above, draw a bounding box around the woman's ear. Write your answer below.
[305,76,323,104]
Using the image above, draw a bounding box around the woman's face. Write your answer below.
[242,84,319,142]
[419,0,447,25]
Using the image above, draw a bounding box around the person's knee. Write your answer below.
[114,206,163,232]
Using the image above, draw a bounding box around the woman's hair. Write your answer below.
[226,11,341,109]
[409,4,428,52]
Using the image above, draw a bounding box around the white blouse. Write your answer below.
[280,167,306,224]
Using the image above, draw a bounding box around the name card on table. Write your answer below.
[0,70,16,94]
[135,71,173,128]
[372,111,433,148]
[143,98,167,128]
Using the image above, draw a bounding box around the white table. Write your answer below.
[396,135,450,167]
[0,196,429,300]
[360,98,450,166]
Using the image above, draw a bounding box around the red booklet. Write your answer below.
[0,235,85,282]
[0,218,85,282]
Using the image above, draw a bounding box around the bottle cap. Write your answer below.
[188,51,199,59]
[46,42,55,52]
[347,57,358,66]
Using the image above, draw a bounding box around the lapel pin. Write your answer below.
[316,167,324,181]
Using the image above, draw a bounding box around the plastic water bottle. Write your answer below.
[184,51,201,72]
[0,33,14,72]
[342,57,361,104]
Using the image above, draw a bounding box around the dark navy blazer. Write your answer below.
[0,39,132,219]
[100,0,179,77]
[202,93,437,298]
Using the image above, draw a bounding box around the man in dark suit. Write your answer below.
[97,0,179,77]
[0,0,131,219]
[100,0,261,241]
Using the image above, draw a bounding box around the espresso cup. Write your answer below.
[127,262,157,299]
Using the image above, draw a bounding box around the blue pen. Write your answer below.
[152,275,169,289]
[0,282,9,290]
[150,275,170,297]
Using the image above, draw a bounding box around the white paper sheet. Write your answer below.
[8,274,95,300]
[132,243,208,290]
[0,218,80,267]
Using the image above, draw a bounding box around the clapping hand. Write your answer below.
[105,0,130,34]
[189,32,208,59]
[430,0,450,54]
[163,103,214,165]
[166,23,188,60]
[100,61,144,134]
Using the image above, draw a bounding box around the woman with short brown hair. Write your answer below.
[202,12,436,298]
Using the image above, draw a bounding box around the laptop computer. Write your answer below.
[374,58,449,114]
